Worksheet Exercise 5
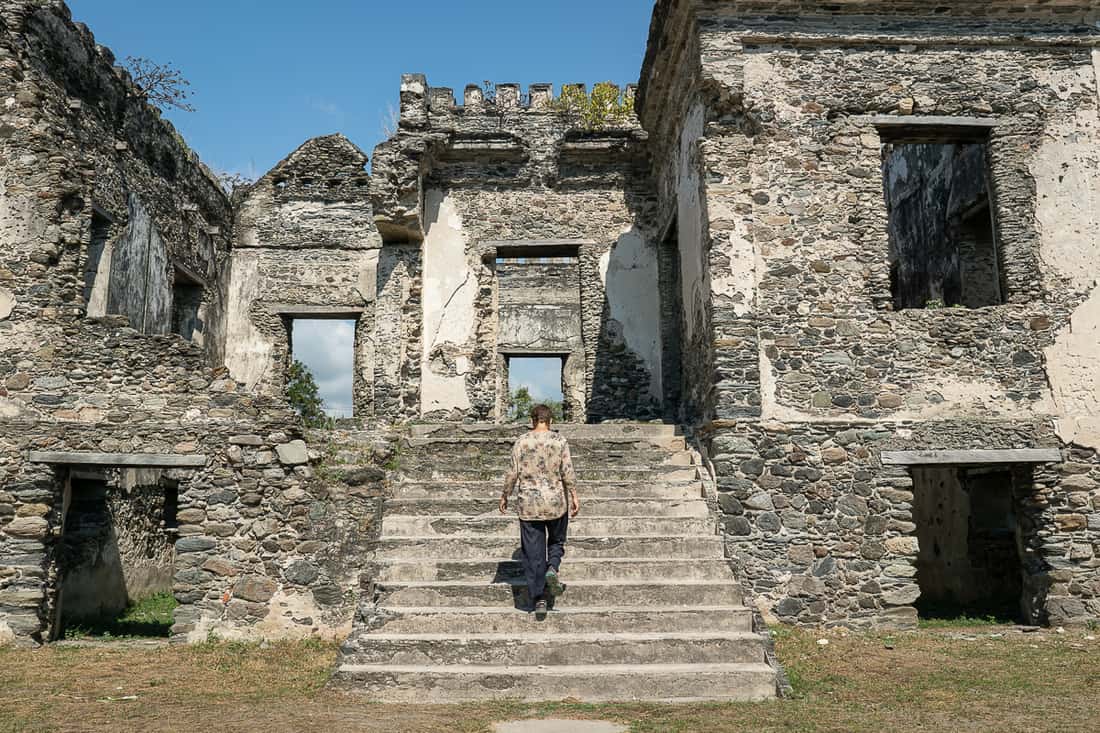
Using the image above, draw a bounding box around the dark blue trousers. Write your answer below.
[519,513,569,603]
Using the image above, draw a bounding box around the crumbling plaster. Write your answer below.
[420,188,475,416]
[599,227,663,400]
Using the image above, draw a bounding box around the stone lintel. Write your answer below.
[880,448,1062,466]
[28,451,208,468]
[265,304,367,317]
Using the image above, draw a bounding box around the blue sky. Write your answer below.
[68,0,654,179]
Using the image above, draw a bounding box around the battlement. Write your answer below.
[398,74,637,126]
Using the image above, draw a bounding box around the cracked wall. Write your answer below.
[639,0,1100,627]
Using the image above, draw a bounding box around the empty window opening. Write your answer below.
[289,319,356,419]
[171,269,203,342]
[911,466,1025,623]
[83,211,111,306]
[506,356,564,423]
[56,470,177,639]
[882,139,1002,310]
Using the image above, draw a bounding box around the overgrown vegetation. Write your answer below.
[286,360,331,428]
[4,627,1099,731]
[63,593,177,640]
[549,81,635,130]
[124,56,195,113]
[507,386,564,423]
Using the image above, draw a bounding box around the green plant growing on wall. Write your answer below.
[549,81,635,131]
[285,360,328,428]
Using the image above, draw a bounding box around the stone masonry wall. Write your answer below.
[226,134,380,417]
[640,0,1100,626]
[372,77,664,422]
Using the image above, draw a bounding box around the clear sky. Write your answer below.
[68,0,655,179]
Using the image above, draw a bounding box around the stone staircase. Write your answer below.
[331,423,779,702]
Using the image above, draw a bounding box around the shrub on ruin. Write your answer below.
[550,81,634,131]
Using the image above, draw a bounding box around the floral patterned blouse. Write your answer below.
[502,429,577,521]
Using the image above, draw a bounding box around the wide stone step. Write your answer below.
[399,466,699,482]
[340,631,767,666]
[374,580,743,608]
[363,605,756,634]
[396,448,696,466]
[370,558,736,583]
[380,515,715,538]
[332,661,778,702]
[382,498,709,518]
[392,479,704,500]
[407,435,688,452]
[374,534,725,560]
[409,423,681,440]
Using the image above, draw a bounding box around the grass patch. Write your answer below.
[918,614,1005,629]
[63,592,177,639]
[1,627,1098,732]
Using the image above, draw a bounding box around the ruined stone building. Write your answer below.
[1,0,1099,701]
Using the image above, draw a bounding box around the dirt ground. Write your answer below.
[1,625,1098,732]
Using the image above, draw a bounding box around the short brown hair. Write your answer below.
[530,404,553,426]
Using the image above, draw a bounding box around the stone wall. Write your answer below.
[0,2,388,645]
[371,77,664,422]
[640,0,1100,626]
[226,134,380,416]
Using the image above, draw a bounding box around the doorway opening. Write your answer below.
[55,470,178,639]
[504,354,565,423]
[658,217,683,422]
[288,318,356,419]
[911,465,1026,622]
[171,269,203,342]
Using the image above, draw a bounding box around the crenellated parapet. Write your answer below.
[371,74,646,243]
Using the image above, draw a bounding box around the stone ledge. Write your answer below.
[27,451,208,468]
[880,448,1062,466]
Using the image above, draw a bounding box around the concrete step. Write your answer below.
[391,479,704,500]
[374,580,743,608]
[340,631,767,666]
[380,515,715,538]
[395,448,697,467]
[332,661,777,702]
[398,465,700,482]
[363,605,756,634]
[407,435,688,451]
[370,558,736,583]
[382,498,709,518]
[409,423,682,440]
[374,534,725,561]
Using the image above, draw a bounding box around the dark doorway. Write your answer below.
[171,270,203,342]
[911,465,1025,622]
[58,476,128,633]
[658,218,683,422]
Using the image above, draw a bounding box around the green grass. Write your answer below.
[63,592,178,639]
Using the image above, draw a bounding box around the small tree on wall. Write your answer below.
[285,360,328,428]
[124,56,195,113]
